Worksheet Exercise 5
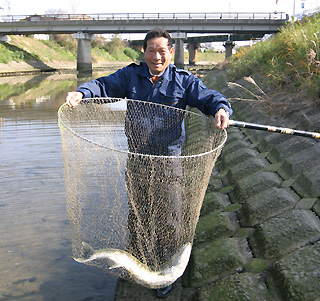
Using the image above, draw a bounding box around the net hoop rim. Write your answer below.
[58,98,227,159]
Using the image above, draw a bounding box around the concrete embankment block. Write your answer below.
[253,132,289,151]
[232,105,270,126]
[288,109,320,134]
[295,198,318,210]
[225,130,247,144]
[221,137,251,157]
[196,272,271,301]
[314,199,320,217]
[238,187,300,226]
[266,136,317,163]
[278,144,320,179]
[240,129,271,145]
[200,192,231,216]
[227,157,268,183]
[207,174,224,192]
[233,171,282,202]
[292,167,320,198]
[194,212,238,245]
[219,147,258,170]
[190,237,251,287]
[236,113,281,144]
[270,241,320,301]
[257,132,290,153]
[250,210,320,259]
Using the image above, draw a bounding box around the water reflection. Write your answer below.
[0,70,117,301]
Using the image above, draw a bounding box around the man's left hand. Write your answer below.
[214,108,229,129]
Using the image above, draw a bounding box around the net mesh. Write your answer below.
[58,98,227,289]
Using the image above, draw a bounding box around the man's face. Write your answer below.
[144,37,174,75]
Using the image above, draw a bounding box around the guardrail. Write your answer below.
[0,12,288,22]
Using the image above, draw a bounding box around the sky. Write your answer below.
[0,0,319,43]
[0,0,319,17]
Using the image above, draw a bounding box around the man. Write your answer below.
[66,28,232,298]
[65,28,232,128]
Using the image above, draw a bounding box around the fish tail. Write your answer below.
[73,256,89,263]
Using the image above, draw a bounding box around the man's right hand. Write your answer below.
[65,92,83,108]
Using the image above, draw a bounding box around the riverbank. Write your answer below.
[114,70,320,300]
[0,34,224,77]
[0,60,131,77]
[0,60,219,77]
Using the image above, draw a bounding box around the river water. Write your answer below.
[0,71,118,301]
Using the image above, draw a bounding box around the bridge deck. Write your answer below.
[0,12,288,35]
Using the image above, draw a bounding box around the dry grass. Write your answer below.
[227,75,318,119]
[227,13,320,99]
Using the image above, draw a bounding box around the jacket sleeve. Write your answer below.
[186,76,233,117]
[76,67,129,99]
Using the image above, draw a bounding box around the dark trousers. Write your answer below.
[125,154,183,269]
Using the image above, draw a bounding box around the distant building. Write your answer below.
[22,14,94,22]
[295,0,320,18]
[34,34,50,40]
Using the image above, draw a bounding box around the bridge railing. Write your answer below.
[0,12,288,23]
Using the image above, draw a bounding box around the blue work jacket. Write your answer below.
[77,62,232,117]
[77,62,232,155]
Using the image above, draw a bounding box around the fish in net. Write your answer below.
[58,98,227,289]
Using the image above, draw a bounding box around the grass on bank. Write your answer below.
[227,13,320,98]
[187,50,225,63]
[0,34,224,69]
[0,35,142,65]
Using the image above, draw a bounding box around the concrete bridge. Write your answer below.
[0,12,288,73]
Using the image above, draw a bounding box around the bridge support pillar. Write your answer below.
[172,32,187,69]
[73,32,94,74]
[188,42,198,65]
[0,35,10,42]
[224,40,235,59]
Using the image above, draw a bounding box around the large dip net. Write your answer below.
[58,98,227,289]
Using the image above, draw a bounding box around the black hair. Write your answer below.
[143,28,173,51]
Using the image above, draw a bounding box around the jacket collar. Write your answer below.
[137,62,174,81]
[137,63,184,95]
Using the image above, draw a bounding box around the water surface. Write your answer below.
[0,71,118,301]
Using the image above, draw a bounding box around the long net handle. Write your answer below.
[229,120,320,139]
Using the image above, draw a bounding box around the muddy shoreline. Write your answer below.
[0,61,217,77]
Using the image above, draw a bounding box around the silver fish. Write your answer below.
[74,241,192,289]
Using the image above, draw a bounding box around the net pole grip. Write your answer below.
[229,120,320,139]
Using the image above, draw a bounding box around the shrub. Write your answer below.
[53,34,77,52]
[124,47,141,60]
[104,36,126,55]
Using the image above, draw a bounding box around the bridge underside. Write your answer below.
[129,33,265,68]
[186,33,265,43]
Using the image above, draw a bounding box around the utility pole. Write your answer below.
[4,0,11,15]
